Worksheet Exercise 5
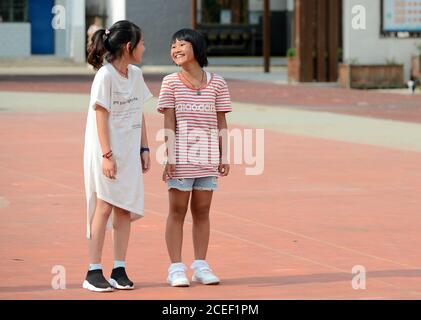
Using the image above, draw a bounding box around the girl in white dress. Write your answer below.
[83,20,152,292]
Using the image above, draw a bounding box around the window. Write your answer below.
[0,0,28,22]
[381,0,421,38]
[201,0,249,25]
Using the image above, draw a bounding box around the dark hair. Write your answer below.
[171,28,208,68]
[87,20,142,70]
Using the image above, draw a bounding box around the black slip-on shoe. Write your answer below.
[109,267,134,290]
[82,269,114,292]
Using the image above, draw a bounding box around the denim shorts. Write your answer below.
[167,176,218,192]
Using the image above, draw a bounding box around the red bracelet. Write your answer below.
[102,150,113,159]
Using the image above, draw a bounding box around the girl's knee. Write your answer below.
[112,218,129,230]
[191,205,210,219]
[112,208,130,229]
[169,206,188,220]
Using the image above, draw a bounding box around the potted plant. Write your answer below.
[287,47,298,83]
[339,57,404,89]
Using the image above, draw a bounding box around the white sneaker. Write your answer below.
[167,263,190,287]
[191,260,220,285]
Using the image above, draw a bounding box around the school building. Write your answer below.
[0,0,124,63]
[0,0,293,64]
[342,0,421,82]
[1,0,420,83]
[125,0,295,64]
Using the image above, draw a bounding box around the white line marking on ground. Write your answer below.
[0,197,10,209]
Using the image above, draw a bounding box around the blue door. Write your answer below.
[29,0,54,54]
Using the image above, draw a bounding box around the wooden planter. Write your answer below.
[287,56,299,83]
[411,55,421,79]
[339,63,404,89]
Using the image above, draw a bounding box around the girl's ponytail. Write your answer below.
[87,29,108,70]
[87,21,142,71]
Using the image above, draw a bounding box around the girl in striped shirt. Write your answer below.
[157,29,232,287]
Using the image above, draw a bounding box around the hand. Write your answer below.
[102,156,117,179]
[141,151,151,174]
[162,163,176,181]
[218,164,230,177]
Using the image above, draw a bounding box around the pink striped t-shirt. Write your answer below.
[157,72,232,178]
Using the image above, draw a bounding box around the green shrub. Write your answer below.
[287,48,296,58]
[385,57,398,65]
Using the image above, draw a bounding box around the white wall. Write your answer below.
[0,23,31,57]
[126,0,191,65]
[343,0,421,81]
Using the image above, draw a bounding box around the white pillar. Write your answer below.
[54,0,69,58]
[286,0,294,11]
[70,0,86,63]
[342,0,352,64]
[54,0,86,63]
[106,0,126,27]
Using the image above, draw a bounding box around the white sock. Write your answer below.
[89,263,102,271]
[191,260,208,270]
[169,262,186,272]
[114,260,126,269]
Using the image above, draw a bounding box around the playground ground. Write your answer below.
[1,66,421,299]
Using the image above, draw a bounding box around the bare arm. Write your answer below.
[141,115,148,148]
[95,105,111,154]
[217,111,230,176]
[164,108,176,163]
[95,105,117,179]
[162,108,176,180]
[140,114,151,173]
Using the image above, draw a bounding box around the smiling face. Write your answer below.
[171,39,196,67]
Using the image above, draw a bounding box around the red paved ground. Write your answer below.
[2,74,421,123]
[1,107,421,299]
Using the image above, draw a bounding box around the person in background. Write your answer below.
[87,16,103,49]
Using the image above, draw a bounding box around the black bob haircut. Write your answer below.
[171,28,208,68]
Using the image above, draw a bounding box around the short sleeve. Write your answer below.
[157,75,175,113]
[215,77,232,113]
[90,68,112,111]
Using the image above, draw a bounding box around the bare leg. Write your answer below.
[190,190,213,260]
[112,207,131,261]
[88,198,113,264]
[165,189,190,263]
